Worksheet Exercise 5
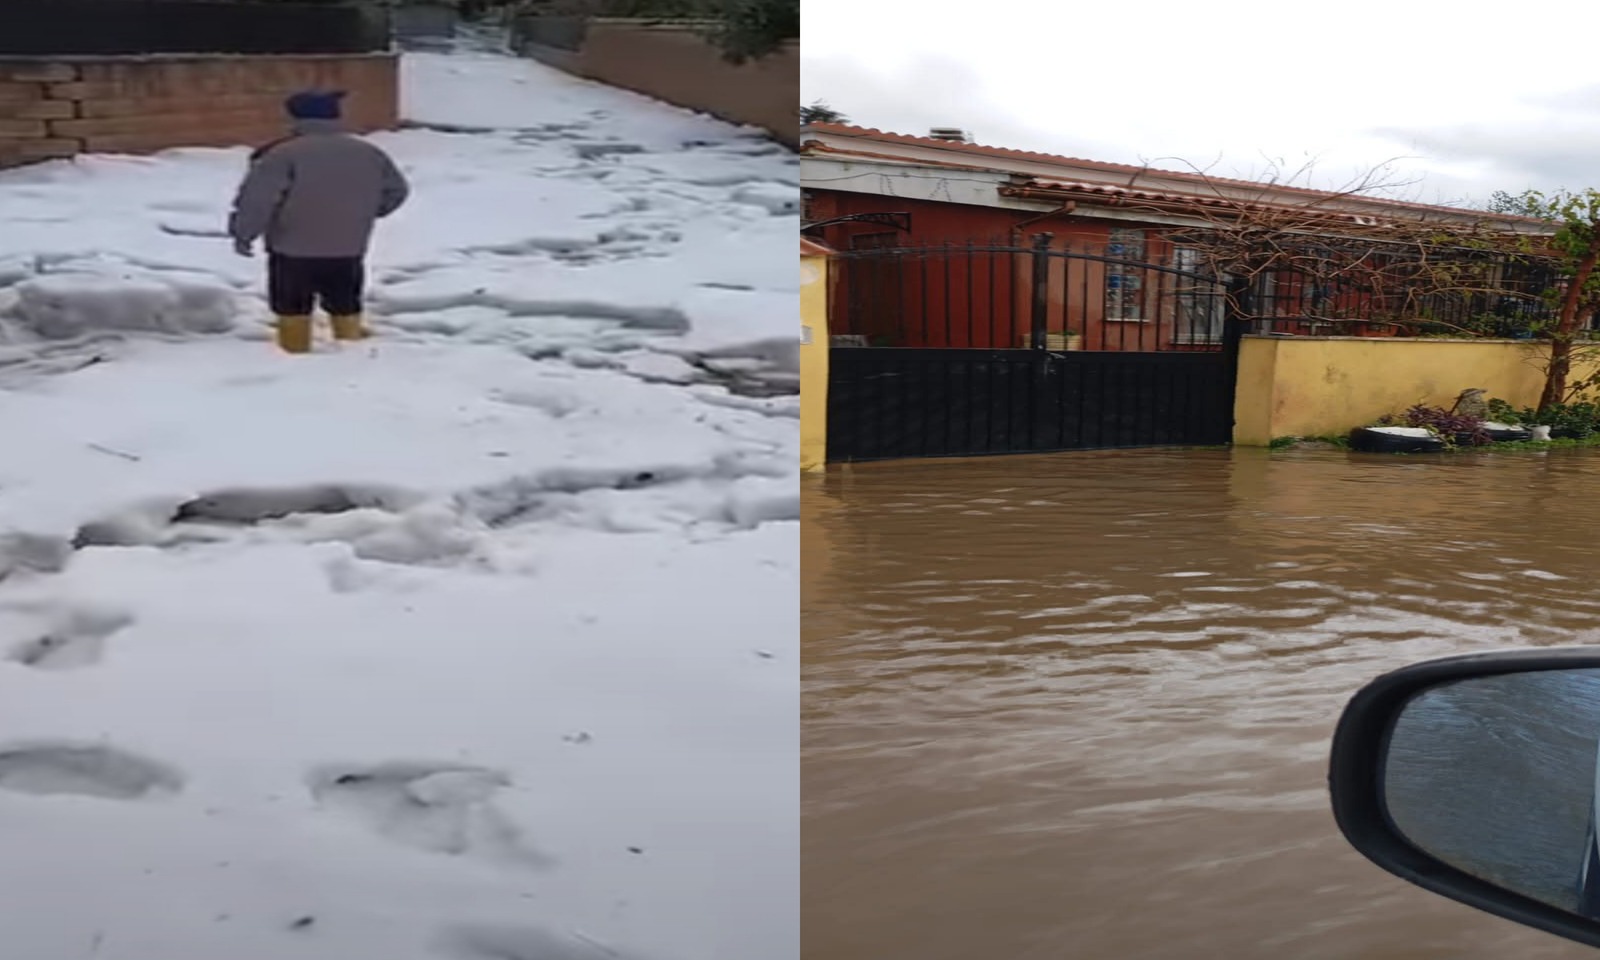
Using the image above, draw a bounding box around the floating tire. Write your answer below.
[1466,422,1533,444]
[1348,426,1447,454]
[1483,426,1533,443]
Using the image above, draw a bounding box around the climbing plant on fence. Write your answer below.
[1500,190,1600,411]
[1129,160,1562,339]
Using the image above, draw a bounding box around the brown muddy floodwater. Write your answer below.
[803,447,1600,960]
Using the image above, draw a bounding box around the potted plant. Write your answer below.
[1042,330,1082,351]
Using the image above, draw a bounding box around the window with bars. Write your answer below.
[1106,228,1146,321]
[1172,246,1225,343]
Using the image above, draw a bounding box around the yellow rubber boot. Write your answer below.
[330,313,368,342]
[276,314,313,354]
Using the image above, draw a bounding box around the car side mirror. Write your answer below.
[1330,649,1600,949]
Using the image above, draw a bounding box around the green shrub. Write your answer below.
[702,0,797,62]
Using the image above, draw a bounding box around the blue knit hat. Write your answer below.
[284,90,346,120]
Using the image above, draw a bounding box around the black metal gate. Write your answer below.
[828,348,1235,460]
[825,234,1242,462]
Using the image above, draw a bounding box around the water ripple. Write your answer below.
[804,448,1600,960]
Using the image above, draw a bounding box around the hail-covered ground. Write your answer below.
[0,45,797,960]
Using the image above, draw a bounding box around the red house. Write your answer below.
[801,124,1555,352]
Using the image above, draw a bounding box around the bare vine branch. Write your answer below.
[1099,160,1560,336]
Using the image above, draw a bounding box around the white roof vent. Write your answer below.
[928,127,972,143]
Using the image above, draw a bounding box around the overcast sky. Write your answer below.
[801,0,1600,208]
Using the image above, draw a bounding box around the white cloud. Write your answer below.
[801,0,1600,204]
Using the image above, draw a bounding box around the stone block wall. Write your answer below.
[0,53,399,168]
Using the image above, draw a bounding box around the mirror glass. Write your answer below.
[1385,668,1600,917]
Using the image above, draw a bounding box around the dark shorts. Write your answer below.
[267,253,365,316]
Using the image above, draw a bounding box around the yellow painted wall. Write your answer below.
[1233,339,1281,449]
[801,252,829,471]
[1234,336,1600,445]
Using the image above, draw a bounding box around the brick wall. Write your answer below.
[515,18,797,148]
[0,53,399,168]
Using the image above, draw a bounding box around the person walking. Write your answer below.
[228,90,410,353]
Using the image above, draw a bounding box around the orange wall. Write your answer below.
[812,190,1207,350]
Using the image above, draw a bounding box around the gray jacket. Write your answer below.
[229,119,410,259]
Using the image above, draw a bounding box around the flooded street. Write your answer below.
[803,448,1600,960]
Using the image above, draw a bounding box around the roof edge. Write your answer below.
[802,123,1550,228]
[801,237,835,257]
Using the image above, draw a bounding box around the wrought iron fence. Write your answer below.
[827,235,1566,351]
[829,235,1230,353]
[1240,252,1560,339]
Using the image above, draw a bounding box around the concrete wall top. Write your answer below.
[1242,334,1535,345]
[0,53,398,63]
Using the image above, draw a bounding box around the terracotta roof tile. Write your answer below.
[803,123,1549,226]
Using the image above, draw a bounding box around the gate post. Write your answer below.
[1220,275,1251,443]
[1223,275,1250,355]
[1029,232,1053,350]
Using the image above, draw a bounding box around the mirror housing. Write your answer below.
[1331,648,1600,949]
